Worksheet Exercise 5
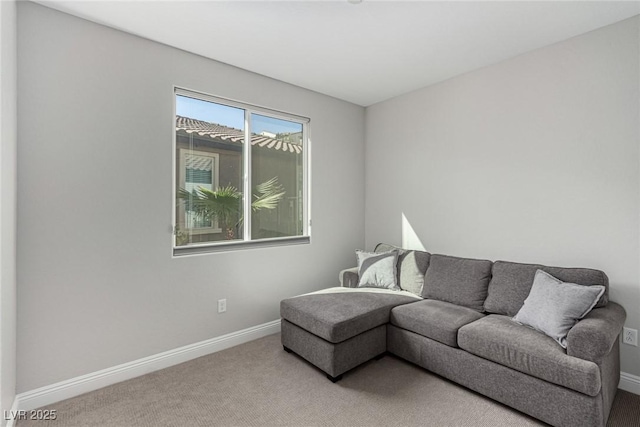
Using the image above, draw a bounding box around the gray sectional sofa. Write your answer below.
[280,244,627,427]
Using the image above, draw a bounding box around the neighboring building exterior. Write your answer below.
[175,116,303,245]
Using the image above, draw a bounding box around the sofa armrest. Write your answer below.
[339,267,359,288]
[566,302,626,364]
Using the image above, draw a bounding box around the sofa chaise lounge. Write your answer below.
[280,244,626,427]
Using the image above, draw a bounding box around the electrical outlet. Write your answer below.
[623,327,638,346]
[218,298,227,314]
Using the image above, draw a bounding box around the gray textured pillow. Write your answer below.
[513,270,605,348]
[356,250,399,290]
[484,261,609,316]
[375,243,430,296]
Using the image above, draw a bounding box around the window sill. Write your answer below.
[173,235,310,257]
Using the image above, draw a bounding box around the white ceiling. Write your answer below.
[34,1,640,106]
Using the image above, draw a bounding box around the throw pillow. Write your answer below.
[512,270,605,348]
[375,243,430,296]
[356,250,399,291]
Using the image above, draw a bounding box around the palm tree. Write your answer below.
[177,177,285,240]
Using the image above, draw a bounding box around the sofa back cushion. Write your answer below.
[484,261,609,316]
[422,254,492,312]
[375,243,431,296]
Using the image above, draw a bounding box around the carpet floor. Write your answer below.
[17,333,640,427]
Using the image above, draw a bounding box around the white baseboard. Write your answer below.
[619,371,640,395]
[12,319,281,412]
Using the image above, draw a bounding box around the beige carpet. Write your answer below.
[17,333,640,427]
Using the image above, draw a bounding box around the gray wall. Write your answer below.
[365,16,640,377]
[1,0,17,421]
[17,2,365,392]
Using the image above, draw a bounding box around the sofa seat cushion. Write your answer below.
[458,315,601,396]
[390,299,485,347]
[280,289,419,344]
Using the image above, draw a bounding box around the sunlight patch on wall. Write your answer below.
[402,213,426,251]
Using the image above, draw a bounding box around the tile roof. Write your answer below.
[176,116,302,154]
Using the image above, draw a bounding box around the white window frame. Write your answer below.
[178,149,221,235]
[172,86,311,256]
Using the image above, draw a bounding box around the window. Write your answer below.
[173,88,310,255]
[179,150,220,233]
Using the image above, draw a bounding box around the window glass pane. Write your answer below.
[175,95,245,246]
[184,153,214,229]
[250,113,304,240]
